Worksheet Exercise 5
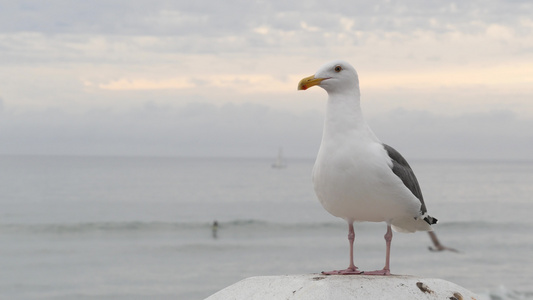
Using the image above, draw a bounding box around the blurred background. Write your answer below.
[0,0,532,159]
[0,1,532,299]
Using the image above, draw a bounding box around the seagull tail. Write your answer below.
[391,213,438,233]
[423,215,438,226]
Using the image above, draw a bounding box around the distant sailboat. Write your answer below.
[271,148,287,169]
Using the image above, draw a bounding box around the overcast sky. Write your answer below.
[0,0,532,159]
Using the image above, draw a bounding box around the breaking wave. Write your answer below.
[1,219,531,235]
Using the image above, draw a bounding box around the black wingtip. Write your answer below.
[424,216,438,225]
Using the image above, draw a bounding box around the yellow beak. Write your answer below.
[297,75,326,90]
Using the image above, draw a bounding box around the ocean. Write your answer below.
[1,155,532,300]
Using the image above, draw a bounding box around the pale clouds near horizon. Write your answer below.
[0,0,532,158]
[1,102,532,160]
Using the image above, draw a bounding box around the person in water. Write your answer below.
[212,220,219,239]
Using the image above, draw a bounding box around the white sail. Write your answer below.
[271,148,287,169]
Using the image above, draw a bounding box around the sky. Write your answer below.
[0,0,532,159]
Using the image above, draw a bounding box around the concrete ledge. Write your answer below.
[205,274,479,300]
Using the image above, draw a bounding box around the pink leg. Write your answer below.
[322,223,363,275]
[364,225,392,275]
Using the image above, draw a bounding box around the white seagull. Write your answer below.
[298,60,437,275]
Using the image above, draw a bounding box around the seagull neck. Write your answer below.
[324,90,368,135]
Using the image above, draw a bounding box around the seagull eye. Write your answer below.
[334,65,342,72]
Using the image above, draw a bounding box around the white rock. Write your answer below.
[205,274,479,300]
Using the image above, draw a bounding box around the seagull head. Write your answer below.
[297,60,359,94]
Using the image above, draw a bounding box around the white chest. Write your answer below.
[312,139,414,223]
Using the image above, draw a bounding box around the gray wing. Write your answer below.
[383,144,429,216]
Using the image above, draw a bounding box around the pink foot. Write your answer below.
[322,267,363,275]
[362,269,390,276]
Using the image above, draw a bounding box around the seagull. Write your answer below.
[427,231,458,253]
[298,60,437,275]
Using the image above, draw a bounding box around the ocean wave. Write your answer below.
[0,219,530,235]
[0,219,341,234]
[479,285,533,300]
[0,221,204,234]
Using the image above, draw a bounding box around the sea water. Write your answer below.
[0,156,532,299]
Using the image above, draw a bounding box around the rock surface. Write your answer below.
[205,274,480,300]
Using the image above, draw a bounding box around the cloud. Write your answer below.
[93,73,300,95]
[0,102,531,160]
[1,1,530,36]
[97,78,197,90]
[0,102,322,157]
[2,1,533,55]
[370,108,533,160]
[0,0,532,159]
